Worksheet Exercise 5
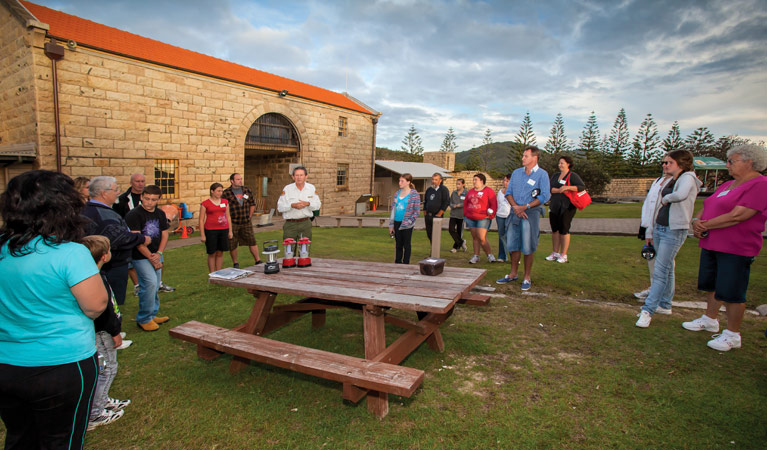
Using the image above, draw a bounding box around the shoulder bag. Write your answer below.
[564,173,592,210]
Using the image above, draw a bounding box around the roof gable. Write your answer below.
[21,1,373,115]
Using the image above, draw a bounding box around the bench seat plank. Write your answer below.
[170,321,424,397]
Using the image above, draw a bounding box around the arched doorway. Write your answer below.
[244,113,301,214]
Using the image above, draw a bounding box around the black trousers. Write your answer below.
[393,221,413,264]
[0,354,98,450]
[104,263,129,306]
[424,214,436,242]
[448,218,464,249]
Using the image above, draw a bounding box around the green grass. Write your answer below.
[3,228,766,449]
[364,199,707,219]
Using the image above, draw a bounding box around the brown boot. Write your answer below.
[138,320,159,332]
[153,316,170,325]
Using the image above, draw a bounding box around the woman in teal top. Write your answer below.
[0,170,108,449]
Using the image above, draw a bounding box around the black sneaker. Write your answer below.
[233,263,240,269]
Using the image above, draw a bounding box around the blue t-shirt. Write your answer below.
[393,191,408,222]
[0,237,99,366]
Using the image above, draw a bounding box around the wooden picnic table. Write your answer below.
[169,258,490,418]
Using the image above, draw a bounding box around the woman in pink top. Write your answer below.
[199,182,233,272]
[463,173,497,264]
[682,144,767,351]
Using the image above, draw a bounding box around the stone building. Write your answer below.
[0,0,380,215]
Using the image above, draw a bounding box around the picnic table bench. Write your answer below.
[170,258,489,418]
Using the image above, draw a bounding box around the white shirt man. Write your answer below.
[277,166,321,240]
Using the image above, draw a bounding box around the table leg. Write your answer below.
[363,305,388,418]
[230,290,277,374]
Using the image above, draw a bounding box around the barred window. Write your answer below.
[154,159,178,198]
[336,164,349,190]
[338,116,348,137]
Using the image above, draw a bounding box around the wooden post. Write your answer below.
[230,291,276,374]
[363,305,388,418]
[430,217,443,258]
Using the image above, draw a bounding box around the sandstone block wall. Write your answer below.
[1,12,376,214]
[601,178,657,198]
[423,151,455,172]
[0,2,43,193]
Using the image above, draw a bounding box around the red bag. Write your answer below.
[564,173,592,210]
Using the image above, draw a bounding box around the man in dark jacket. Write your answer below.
[112,173,145,218]
[83,176,149,306]
[423,173,450,244]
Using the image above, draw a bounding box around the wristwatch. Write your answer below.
[526,203,530,210]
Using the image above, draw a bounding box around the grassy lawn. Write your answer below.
[3,228,765,449]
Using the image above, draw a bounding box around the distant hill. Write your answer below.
[455,141,522,177]
[375,147,422,162]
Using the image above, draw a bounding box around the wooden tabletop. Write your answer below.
[208,258,487,314]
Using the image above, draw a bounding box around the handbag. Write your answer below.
[564,173,592,210]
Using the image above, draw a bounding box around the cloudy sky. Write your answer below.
[34,0,767,152]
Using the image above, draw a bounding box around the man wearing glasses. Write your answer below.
[83,176,150,307]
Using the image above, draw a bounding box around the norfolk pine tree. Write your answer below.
[685,127,716,156]
[578,111,601,160]
[510,112,536,168]
[630,113,660,174]
[545,113,571,154]
[661,121,684,152]
[440,127,458,152]
[606,108,631,175]
[401,125,424,156]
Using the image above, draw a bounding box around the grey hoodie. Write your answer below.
[660,171,703,231]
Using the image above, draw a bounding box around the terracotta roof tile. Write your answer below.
[21,1,373,115]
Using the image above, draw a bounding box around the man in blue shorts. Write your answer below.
[497,146,551,291]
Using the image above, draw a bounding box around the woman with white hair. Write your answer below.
[683,144,767,351]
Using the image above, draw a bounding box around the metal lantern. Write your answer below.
[297,237,312,267]
[262,240,281,274]
[282,238,297,268]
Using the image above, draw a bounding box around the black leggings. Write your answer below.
[393,221,414,264]
[0,354,98,450]
[448,218,464,249]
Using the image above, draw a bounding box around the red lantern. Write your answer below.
[282,238,297,268]
[297,237,311,267]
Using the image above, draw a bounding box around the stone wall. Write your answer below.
[601,177,657,199]
[423,151,455,172]
[4,15,376,215]
[0,3,42,165]
[443,171,503,193]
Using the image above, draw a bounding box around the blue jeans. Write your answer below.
[134,258,161,325]
[641,225,687,315]
[496,215,509,261]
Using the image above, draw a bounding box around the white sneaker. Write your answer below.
[469,255,480,264]
[707,331,741,351]
[634,288,651,300]
[545,252,560,261]
[556,254,568,263]
[105,397,131,411]
[682,315,719,332]
[119,332,126,339]
[655,306,672,315]
[116,339,133,350]
[487,254,497,263]
[87,409,124,431]
[635,310,652,328]
[450,248,458,253]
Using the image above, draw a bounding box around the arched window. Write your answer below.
[245,113,299,152]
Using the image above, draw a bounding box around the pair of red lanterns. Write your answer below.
[282,237,311,268]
